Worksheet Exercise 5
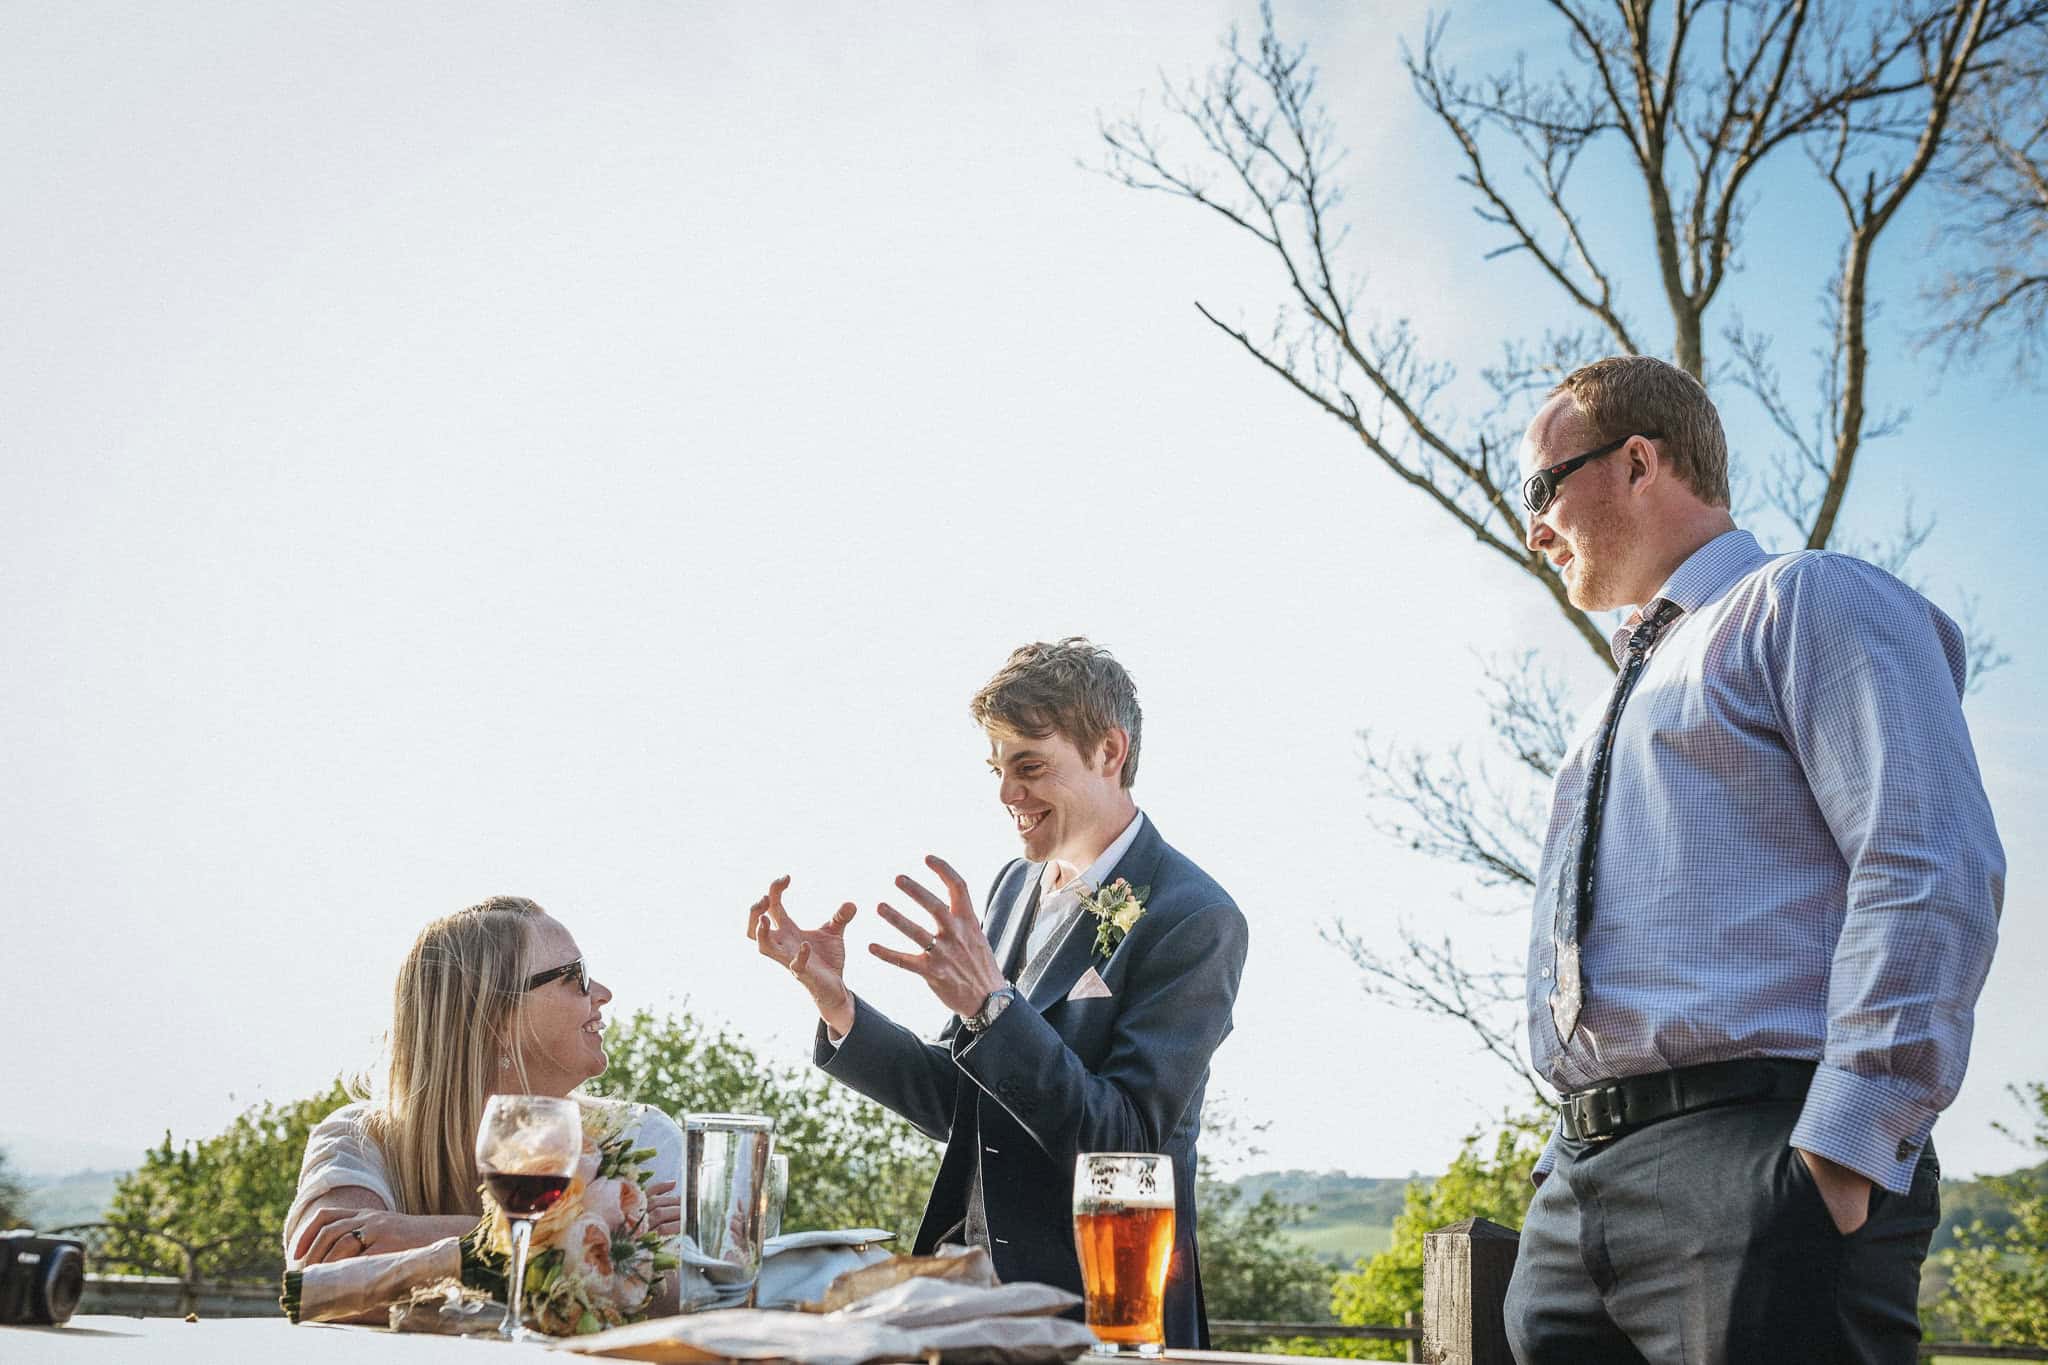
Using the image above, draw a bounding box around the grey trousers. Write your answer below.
[1503,1098,1941,1365]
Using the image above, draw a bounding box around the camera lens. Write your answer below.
[39,1244,84,1325]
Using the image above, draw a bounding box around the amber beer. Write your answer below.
[1073,1153,1175,1351]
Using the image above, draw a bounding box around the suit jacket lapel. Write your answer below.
[974,859,1040,978]
[1023,818,1168,1012]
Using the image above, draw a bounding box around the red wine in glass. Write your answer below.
[484,1171,572,1217]
[475,1095,582,1342]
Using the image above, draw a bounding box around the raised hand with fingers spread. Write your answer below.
[746,875,858,1036]
[871,855,1008,1018]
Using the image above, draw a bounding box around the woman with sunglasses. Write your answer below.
[282,896,682,1277]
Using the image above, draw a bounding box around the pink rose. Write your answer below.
[559,1214,616,1283]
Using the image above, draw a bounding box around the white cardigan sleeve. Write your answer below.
[281,1101,398,1268]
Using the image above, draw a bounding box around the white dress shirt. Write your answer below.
[1525,529,2003,1192]
[999,810,1147,989]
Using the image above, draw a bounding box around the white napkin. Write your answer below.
[564,1275,1097,1365]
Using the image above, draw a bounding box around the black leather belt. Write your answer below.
[1558,1057,1817,1141]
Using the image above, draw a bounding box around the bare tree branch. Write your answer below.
[1918,19,2048,381]
[1099,0,2033,1101]
[1321,919,1555,1111]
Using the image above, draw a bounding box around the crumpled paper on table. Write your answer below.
[562,1272,1099,1365]
[387,1279,507,1335]
[805,1243,992,1313]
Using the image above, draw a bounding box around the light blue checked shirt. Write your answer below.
[1527,529,2004,1193]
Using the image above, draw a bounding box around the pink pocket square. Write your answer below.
[1066,968,1113,1002]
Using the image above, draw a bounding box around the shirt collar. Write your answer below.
[1610,528,1768,665]
[1651,528,1767,614]
[1039,809,1146,899]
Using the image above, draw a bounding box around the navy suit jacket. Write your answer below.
[815,818,1249,1348]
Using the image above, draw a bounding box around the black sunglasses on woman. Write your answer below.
[526,956,590,995]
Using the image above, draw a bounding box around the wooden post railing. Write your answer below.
[1421,1217,1520,1365]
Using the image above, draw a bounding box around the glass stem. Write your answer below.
[505,1215,534,1340]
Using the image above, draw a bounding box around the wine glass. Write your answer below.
[476,1094,581,1342]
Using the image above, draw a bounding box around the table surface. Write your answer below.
[2,1316,562,1362]
[3,1316,1322,1364]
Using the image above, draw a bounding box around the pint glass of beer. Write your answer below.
[1072,1152,1175,1352]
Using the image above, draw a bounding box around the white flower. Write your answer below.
[583,1176,648,1235]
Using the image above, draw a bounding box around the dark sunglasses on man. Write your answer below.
[1523,430,1665,516]
[526,956,590,995]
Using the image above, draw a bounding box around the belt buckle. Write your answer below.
[1580,1083,1627,1141]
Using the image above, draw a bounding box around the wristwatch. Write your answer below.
[963,986,1019,1033]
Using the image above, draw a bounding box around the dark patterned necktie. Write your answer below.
[1549,599,1682,1046]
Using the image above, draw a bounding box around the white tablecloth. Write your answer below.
[4,1316,1285,1365]
[0,1316,560,1362]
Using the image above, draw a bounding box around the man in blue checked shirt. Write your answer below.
[1502,355,2003,1365]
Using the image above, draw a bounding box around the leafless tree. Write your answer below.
[1100,0,2036,1100]
[1920,20,2048,381]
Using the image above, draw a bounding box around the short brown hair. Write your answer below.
[969,638,1142,788]
[1551,356,1730,507]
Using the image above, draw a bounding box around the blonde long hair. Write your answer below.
[364,896,543,1216]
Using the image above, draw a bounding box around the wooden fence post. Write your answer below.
[1422,1217,1519,1365]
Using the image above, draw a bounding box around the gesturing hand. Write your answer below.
[872,855,1008,1018]
[747,876,858,1035]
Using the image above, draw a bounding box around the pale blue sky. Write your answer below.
[3,1,2041,1182]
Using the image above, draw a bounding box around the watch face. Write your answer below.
[970,988,1015,1030]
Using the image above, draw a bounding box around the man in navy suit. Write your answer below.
[745,638,1249,1348]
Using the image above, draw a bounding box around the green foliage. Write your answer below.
[1931,1158,2048,1252]
[1198,1174,1337,1328]
[586,1007,937,1242]
[0,1148,29,1230]
[1326,1114,1547,1361]
[1929,1083,2048,1346]
[102,1078,353,1280]
[1194,1107,1340,1353]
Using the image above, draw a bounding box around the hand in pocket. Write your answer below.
[1795,1147,1873,1236]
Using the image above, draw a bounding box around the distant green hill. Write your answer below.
[22,1169,124,1230]
[1231,1169,1411,1266]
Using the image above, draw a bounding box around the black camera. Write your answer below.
[0,1230,86,1326]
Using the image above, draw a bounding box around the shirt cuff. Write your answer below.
[1789,1063,1940,1194]
[813,996,863,1059]
[1531,1126,1560,1186]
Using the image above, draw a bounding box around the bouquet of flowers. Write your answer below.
[460,1099,680,1336]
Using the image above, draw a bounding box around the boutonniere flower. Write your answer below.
[1078,878,1149,958]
